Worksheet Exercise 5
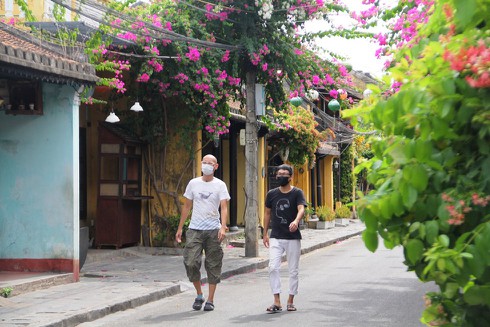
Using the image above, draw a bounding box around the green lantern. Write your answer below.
[328,99,340,111]
[290,96,302,107]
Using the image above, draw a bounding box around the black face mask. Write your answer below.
[277,176,290,186]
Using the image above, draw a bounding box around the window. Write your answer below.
[5,80,43,115]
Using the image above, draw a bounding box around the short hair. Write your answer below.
[276,164,293,175]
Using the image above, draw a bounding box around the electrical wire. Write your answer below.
[50,0,241,51]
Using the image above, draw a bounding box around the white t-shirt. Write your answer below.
[183,177,231,230]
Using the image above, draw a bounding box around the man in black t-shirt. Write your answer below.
[263,164,306,313]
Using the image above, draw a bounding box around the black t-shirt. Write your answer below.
[265,187,306,240]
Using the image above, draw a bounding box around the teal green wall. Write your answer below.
[0,83,79,260]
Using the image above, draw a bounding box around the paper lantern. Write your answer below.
[328,99,340,111]
[290,97,303,107]
[307,89,319,101]
[363,89,373,98]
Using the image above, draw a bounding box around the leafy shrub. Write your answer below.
[315,205,335,222]
[348,1,490,325]
[335,206,351,219]
[153,215,190,247]
[1,287,13,298]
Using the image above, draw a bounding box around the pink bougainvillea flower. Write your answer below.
[185,47,201,62]
[221,50,230,62]
[137,73,150,83]
[197,67,209,76]
[118,32,138,42]
[174,73,189,84]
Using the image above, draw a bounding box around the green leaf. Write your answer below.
[436,258,446,271]
[362,230,379,252]
[425,221,439,244]
[406,239,425,264]
[464,285,490,306]
[415,140,432,162]
[400,183,418,208]
[388,142,409,164]
[444,282,459,299]
[363,209,378,231]
[467,245,485,278]
[390,192,405,216]
[409,222,421,235]
[379,197,394,220]
[383,238,396,249]
[407,164,429,192]
[438,234,450,247]
[454,0,477,29]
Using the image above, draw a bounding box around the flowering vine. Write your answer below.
[80,0,354,145]
[268,105,331,168]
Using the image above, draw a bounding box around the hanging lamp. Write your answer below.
[105,111,120,123]
[130,101,143,112]
[328,99,340,111]
[290,97,303,107]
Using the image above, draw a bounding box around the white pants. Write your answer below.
[268,238,301,295]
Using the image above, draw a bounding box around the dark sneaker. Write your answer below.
[203,301,215,311]
[192,297,205,310]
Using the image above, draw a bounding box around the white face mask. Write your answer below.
[201,163,215,176]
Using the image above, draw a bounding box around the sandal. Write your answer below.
[203,301,215,311]
[266,304,282,313]
[287,304,297,311]
[192,297,205,310]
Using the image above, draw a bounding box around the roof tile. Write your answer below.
[0,23,98,84]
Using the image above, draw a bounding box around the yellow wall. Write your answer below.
[322,156,335,210]
[0,1,71,21]
[291,163,310,202]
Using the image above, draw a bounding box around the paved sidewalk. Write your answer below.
[0,221,364,327]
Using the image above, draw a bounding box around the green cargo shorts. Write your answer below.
[183,229,224,285]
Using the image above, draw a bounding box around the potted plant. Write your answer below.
[304,203,318,229]
[315,205,335,229]
[335,205,351,226]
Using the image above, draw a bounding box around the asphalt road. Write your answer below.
[79,235,437,327]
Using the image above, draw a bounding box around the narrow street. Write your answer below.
[79,236,437,327]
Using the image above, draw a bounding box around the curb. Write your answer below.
[43,284,183,327]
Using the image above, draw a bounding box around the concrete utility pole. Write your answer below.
[244,70,259,257]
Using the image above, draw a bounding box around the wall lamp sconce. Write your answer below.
[333,159,339,170]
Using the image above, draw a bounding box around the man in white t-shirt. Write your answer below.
[176,154,230,312]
